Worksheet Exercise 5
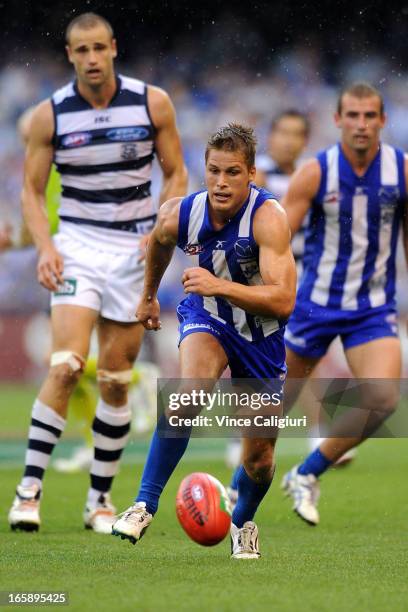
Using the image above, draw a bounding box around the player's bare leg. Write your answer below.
[112,332,229,544]
[84,319,145,533]
[9,305,97,531]
[283,337,401,525]
[319,337,401,461]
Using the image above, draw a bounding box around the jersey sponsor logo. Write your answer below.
[107,127,150,142]
[234,238,253,259]
[183,243,204,255]
[215,240,226,249]
[53,278,77,296]
[61,132,91,148]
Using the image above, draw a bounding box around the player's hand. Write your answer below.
[137,233,151,262]
[136,295,162,330]
[182,267,224,297]
[37,243,64,291]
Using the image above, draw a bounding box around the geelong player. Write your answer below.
[8,12,187,533]
[112,124,296,558]
[280,82,408,525]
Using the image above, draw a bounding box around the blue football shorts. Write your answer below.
[177,301,287,381]
[285,301,398,358]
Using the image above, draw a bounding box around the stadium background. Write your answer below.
[1,2,408,611]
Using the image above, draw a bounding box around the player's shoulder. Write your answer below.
[253,187,287,226]
[51,81,76,105]
[146,84,174,128]
[159,196,184,219]
[118,74,146,95]
[27,100,54,142]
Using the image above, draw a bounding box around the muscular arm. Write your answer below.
[281,158,321,235]
[148,86,188,205]
[21,101,54,251]
[21,100,63,290]
[136,197,181,329]
[183,200,297,319]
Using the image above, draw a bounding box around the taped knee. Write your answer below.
[50,351,85,373]
[97,369,133,386]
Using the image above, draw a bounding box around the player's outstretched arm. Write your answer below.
[148,86,188,205]
[281,158,321,235]
[182,200,297,319]
[21,100,63,290]
[136,197,182,330]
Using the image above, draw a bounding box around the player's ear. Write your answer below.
[66,45,74,65]
[111,38,118,59]
[248,165,256,182]
[334,112,341,128]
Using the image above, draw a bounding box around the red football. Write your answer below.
[176,472,232,546]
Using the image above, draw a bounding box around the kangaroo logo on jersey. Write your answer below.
[234,238,253,259]
[107,127,150,142]
[184,243,205,255]
[378,187,400,225]
[61,132,91,148]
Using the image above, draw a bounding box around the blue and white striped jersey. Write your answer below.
[177,185,284,342]
[51,74,156,252]
[297,143,406,311]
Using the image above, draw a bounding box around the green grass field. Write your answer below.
[0,385,407,611]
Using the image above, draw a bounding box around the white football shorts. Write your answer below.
[50,232,145,323]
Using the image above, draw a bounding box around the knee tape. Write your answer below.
[97,369,133,385]
[50,351,85,373]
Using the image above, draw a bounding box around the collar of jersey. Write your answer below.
[73,73,121,110]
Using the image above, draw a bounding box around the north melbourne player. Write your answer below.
[111,123,296,558]
[8,12,187,533]
[280,82,408,525]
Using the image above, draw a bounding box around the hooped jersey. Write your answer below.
[297,143,406,311]
[177,185,284,342]
[51,74,156,253]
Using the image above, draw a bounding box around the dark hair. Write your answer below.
[205,123,257,168]
[337,82,384,115]
[65,12,114,44]
[270,109,310,137]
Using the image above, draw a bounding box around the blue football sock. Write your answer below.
[229,466,240,490]
[231,465,273,528]
[297,448,332,477]
[136,415,191,515]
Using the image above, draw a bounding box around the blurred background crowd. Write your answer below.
[2,0,408,382]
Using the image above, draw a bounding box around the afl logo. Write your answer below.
[234,238,253,259]
[107,127,149,141]
[191,484,204,501]
[62,132,91,148]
